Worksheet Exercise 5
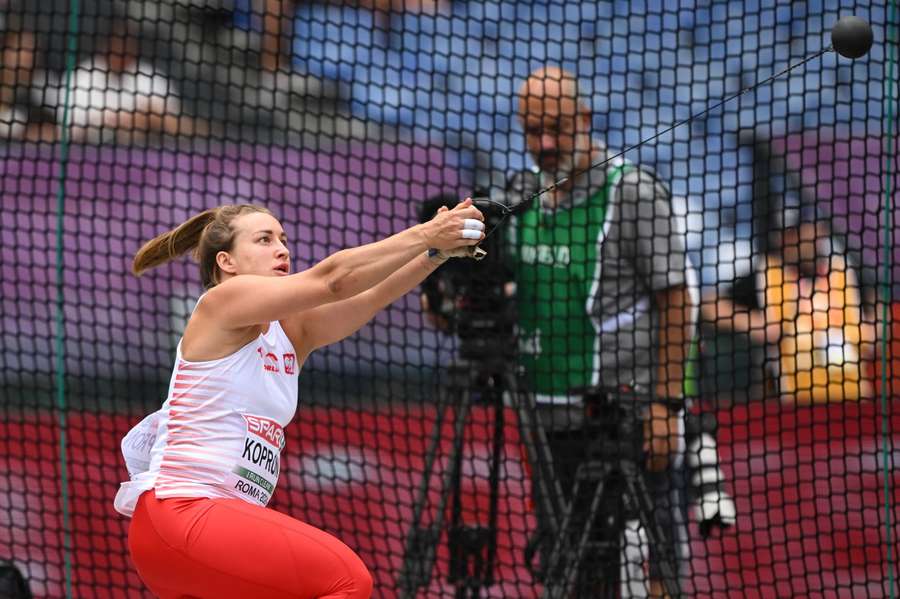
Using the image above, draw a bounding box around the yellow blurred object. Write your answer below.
[765,256,873,403]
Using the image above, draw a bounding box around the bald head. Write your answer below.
[517,67,593,177]
[517,67,586,120]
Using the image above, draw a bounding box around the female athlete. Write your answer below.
[113,201,484,598]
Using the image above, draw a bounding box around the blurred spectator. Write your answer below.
[259,0,299,73]
[0,22,57,141]
[703,218,876,403]
[55,24,206,144]
[6,0,112,72]
[126,1,338,133]
[258,0,448,72]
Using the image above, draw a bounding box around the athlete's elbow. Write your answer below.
[324,266,355,299]
[311,254,350,300]
[326,272,345,297]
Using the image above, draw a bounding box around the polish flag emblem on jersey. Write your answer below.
[283,353,296,375]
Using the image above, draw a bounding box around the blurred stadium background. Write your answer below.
[0,0,898,597]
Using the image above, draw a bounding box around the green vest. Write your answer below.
[514,165,629,396]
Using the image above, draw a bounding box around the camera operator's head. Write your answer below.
[517,67,593,182]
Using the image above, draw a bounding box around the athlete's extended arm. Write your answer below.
[290,251,449,356]
[201,200,483,329]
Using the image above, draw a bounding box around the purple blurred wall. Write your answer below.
[774,131,900,288]
[1,142,462,380]
[2,132,896,383]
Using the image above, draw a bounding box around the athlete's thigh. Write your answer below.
[183,499,370,598]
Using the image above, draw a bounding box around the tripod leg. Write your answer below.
[558,475,608,599]
[620,462,682,599]
[447,392,503,595]
[398,381,452,595]
[504,371,566,538]
[542,460,626,599]
[398,375,473,598]
[540,476,589,599]
[448,373,514,596]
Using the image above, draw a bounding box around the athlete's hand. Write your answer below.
[421,198,485,251]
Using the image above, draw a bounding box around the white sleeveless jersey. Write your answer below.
[114,318,299,517]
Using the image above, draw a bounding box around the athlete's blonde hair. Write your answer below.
[132,204,273,289]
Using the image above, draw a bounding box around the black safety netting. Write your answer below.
[0,1,896,597]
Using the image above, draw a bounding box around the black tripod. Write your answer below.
[539,388,683,599]
[397,349,565,599]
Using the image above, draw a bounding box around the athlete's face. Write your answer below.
[217,212,291,279]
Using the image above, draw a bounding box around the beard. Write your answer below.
[542,130,593,181]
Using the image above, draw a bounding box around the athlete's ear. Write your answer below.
[216,250,238,276]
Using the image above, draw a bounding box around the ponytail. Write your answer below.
[132,209,217,277]
[132,205,271,289]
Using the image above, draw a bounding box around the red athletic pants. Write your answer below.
[129,490,373,599]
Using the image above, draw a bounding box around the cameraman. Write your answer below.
[513,66,694,598]
[422,66,720,597]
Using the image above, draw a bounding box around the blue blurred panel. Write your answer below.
[232,0,253,30]
[463,0,508,24]
[388,13,456,71]
[293,5,379,82]
[307,0,887,288]
[614,0,637,17]
[350,81,398,125]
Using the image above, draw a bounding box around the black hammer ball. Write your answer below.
[831,16,874,59]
